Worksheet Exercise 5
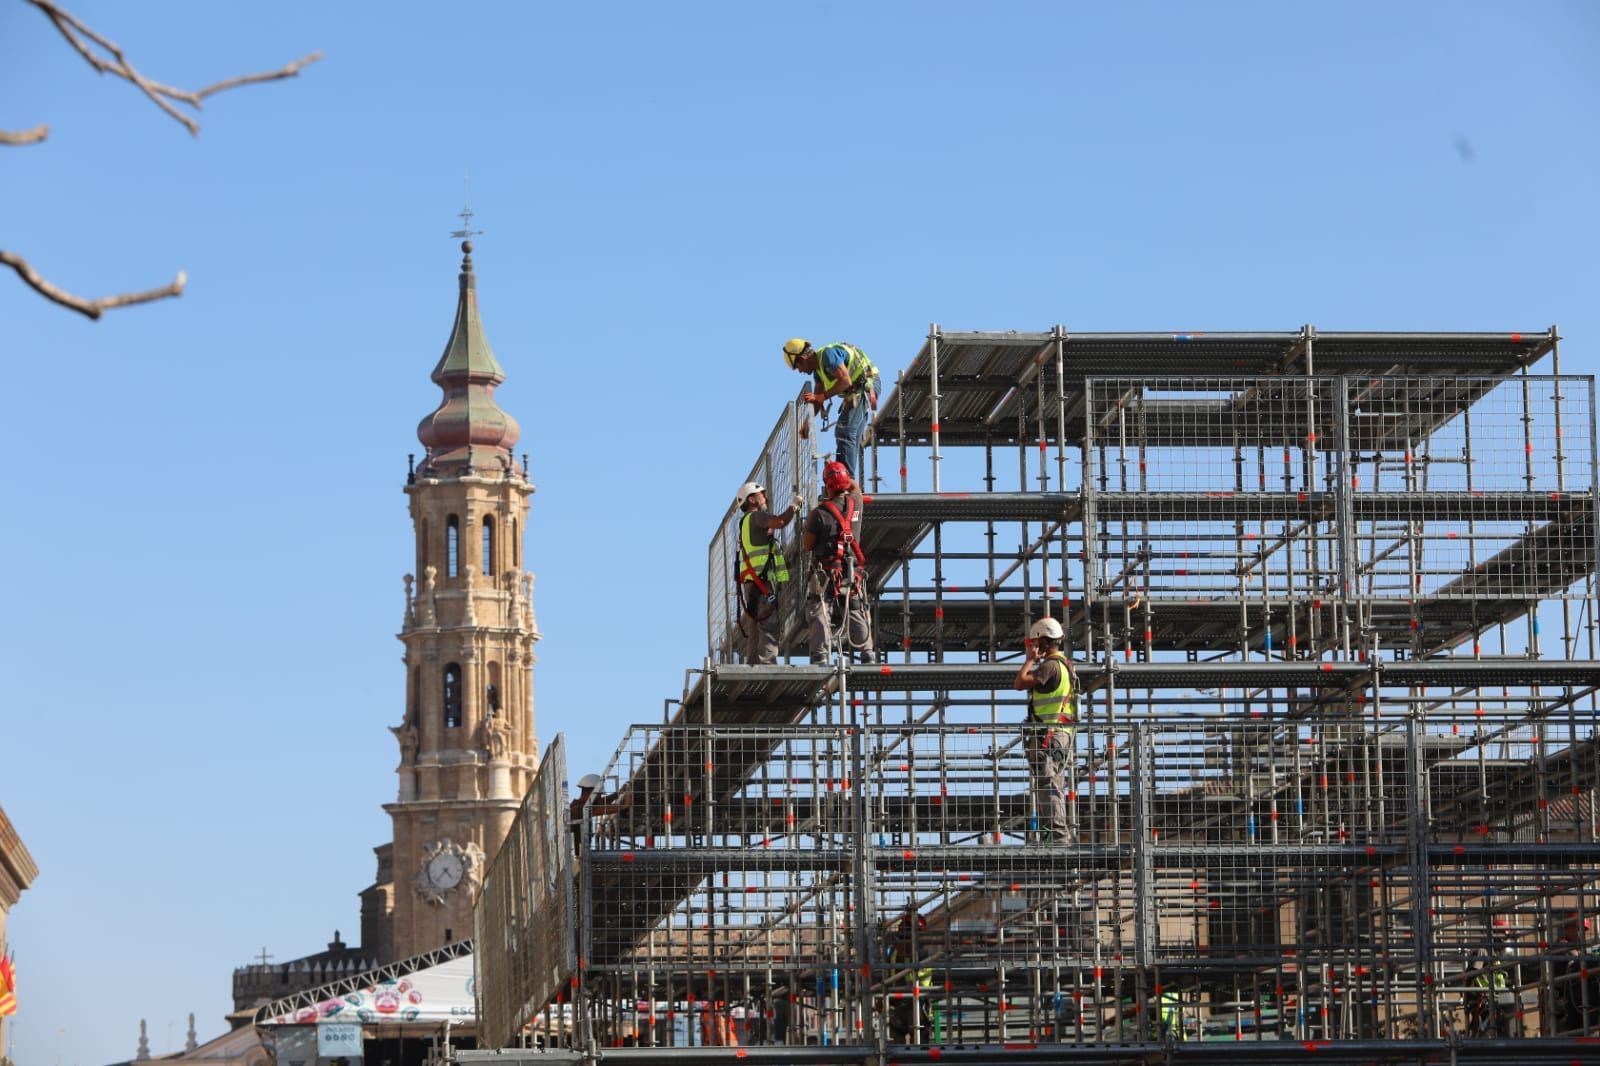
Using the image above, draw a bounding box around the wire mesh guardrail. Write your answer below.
[707,392,812,664]
[475,734,575,1050]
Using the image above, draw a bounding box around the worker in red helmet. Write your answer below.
[801,461,874,664]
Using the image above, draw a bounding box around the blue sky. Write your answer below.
[2,2,1597,1063]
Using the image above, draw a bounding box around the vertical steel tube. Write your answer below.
[897,368,908,493]
[929,324,943,493]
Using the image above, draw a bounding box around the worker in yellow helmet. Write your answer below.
[782,338,880,481]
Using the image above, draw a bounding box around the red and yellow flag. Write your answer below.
[0,954,16,1016]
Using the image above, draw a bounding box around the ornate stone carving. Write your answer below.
[462,840,486,899]
[391,723,418,762]
[403,573,415,627]
[481,713,511,759]
[420,565,438,625]
[413,838,486,905]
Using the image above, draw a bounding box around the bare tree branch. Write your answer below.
[1,250,185,320]
[195,50,324,101]
[0,125,50,146]
[22,0,322,136]
[8,3,317,318]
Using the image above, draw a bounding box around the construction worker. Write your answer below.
[1012,616,1078,843]
[569,772,602,857]
[1466,948,1518,1038]
[884,914,934,1043]
[1114,980,1182,1041]
[802,461,874,664]
[734,481,804,664]
[1157,989,1186,1041]
[1553,917,1598,1033]
[783,338,880,480]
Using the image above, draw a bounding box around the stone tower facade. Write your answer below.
[386,241,540,958]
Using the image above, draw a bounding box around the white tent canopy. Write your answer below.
[255,940,476,1029]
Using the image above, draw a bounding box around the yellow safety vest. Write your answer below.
[1472,969,1509,990]
[1159,992,1184,1040]
[886,945,933,989]
[814,343,878,394]
[1028,651,1077,735]
[739,513,789,586]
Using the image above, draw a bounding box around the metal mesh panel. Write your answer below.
[475,734,574,1050]
[708,392,811,664]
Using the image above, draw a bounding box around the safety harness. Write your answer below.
[737,511,788,617]
[812,344,881,428]
[816,494,867,595]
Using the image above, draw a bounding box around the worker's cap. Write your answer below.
[577,773,602,791]
[782,338,812,370]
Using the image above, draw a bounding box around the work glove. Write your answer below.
[790,493,805,513]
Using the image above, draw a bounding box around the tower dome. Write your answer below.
[415,240,521,476]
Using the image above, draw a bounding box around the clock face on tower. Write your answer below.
[415,839,483,905]
[428,850,464,890]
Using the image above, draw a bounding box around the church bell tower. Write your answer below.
[386,239,540,958]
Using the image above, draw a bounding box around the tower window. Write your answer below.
[443,663,462,729]
[418,518,429,576]
[482,515,496,577]
[446,515,460,578]
[511,517,519,568]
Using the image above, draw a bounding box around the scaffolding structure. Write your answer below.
[472,327,1600,1065]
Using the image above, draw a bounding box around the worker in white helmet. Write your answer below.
[1013,616,1079,843]
[734,480,804,664]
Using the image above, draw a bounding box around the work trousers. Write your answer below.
[806,575,873,662]
[1026,729,1075,841]
[739,582,781,664]
[833,389,874,480]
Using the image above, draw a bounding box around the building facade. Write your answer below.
[386,239,541,959]
[0,805,38,1050]
[231,239,539,1015]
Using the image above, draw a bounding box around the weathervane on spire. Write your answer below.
[450,206,483,241]
[450,173,484,241]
